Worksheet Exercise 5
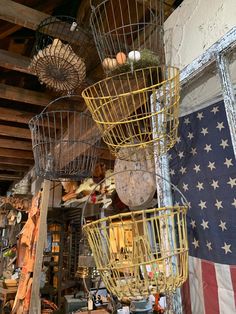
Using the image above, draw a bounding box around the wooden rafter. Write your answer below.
[0,157,33,166]
[0,138,32,151]
[0,49,32,75]
[0,174,22,181]
[0,164,30,172]
[0,107,35,125]
[0,148,33,159]
[0,125,31,139]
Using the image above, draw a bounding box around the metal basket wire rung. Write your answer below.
[29,95,101,181]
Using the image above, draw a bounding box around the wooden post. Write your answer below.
[29,180,51,314]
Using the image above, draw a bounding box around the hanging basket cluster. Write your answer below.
[30,16,89,92]
[29,95,101,181]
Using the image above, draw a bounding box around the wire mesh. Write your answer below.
[30,16,91,92]
[83,206,188,299]
[29,95,101,181]
[82,65,180,161]
[90,0,165,74]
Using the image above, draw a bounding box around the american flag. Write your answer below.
[169,101,236,314]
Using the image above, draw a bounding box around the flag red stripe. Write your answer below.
[230,266,236,309]
[181,278,192,314]
[202,260,219,314]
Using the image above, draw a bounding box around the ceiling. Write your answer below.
[0,0,183,195]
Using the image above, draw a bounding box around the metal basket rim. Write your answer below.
[82,65,179,100]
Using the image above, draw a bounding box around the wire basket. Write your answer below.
[82,171,188,299]
[82,65,180,160]
[30,16,91,92]
[29,95,101,181]
[90,0,165,74]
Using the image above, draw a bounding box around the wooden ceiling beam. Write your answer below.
[0,138,32,151]
[0,49,32,75]
[0,173,22,181]
[0,148,33,159]
[0,107,35,125]
[0,164,29,172]
[0,157,33,166]
[0,125,31,139]
[0,83,52,106]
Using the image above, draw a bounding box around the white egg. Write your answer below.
[128,50,141,62]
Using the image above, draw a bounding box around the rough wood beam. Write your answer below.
[0,83,52,106]
[0,148,33,159]
[0,173,22,181]
[0,157,33,166]
[0,125,31,139]
[0,139,32,151]
[0,107,35,124]
[0,49,32,74]
[0,164,29,172]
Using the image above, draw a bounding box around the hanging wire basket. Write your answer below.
[82,65,180,161]
[30,16,91,92]
[90,0,165,74]
[82,170,189,299]
[29,95,101,181]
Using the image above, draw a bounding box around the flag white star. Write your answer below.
[197,112,204,120]
[221,242,232,254]
[178,151,184,159]
[179,166,187,175]
[201,127,208,136]
[208,161,216,171]
[168,153,173,160]
[224,158,233,168]
[187,201,192,209]
[184,117,190,125]
[204,144,212,153]
[198,200,207,210]
[176,136,181,144]
[193,164,201,173]
[211,180,219,190]
[201,219,209,230]
[220,139,229,149]
[216,122,225,131]
[215,199,223,210]
[183,183,189,191]
[190,147,197,156]
[211,106,219,114]
[192,238,199,248]
[187,132,194,140]
[196,181,204,191]
[206,241,212,251]
[170,169,175,176]
[190,219,196,229]
[219,220,227,231]
[232,198,236,208]
[227,177,236,188]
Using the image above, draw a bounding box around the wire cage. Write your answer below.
[28,95,101,181]
[30,16,91,92]
[90,0,165,74]
[82,171,188,299]
[82,65,180,161]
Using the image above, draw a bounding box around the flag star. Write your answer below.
[206,241,212,251]
[170,169,175,176]
[219,220,227,231]
[204,144,212,153]
[211,180,219,190]
[224,158,233,168]
[193,164,201,173]
[176,136,181,144]
[201,219,209,230]
[200,127,208,136]
[215,199,223,210]
[198,200,207,210]
[175,201,180,206]
[168,153,173,160]
[196,181,204,191]
[178,151,184,159]
[190,219,196,229]
[184,117,191,125]
[190,147,197,156]
[192,238,199,248]
[232,198,236,208]
[211,106,219,114]
[187,201,192,209]
[220,139,229,149]
[183,183,189,191]
[197,112,204,120]
[208,161,216,171]
[221,242,232,254]
[179,166,187,175]
[216,122,225,131]
[187,132,194,140]
[227,177,236,188]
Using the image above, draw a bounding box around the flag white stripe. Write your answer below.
[189,256,205,314]
[215,262,236,314]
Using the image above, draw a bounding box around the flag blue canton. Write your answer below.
[170,101,236,265]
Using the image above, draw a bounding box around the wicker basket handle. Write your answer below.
[81,169,189,228]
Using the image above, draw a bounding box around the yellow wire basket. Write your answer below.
[83,206,188,299]
[82,65,180,160]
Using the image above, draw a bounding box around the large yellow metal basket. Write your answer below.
[82,65,180,160]
[83,206,188,299]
